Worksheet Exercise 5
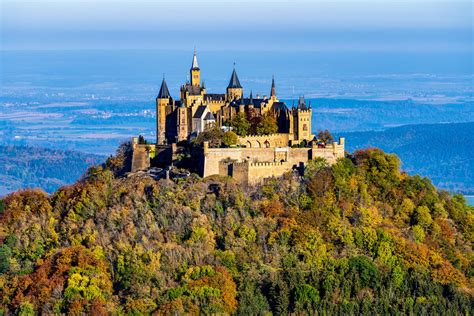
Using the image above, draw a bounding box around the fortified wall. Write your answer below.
[237,133,291,148]
[131,138,156,172]
[202,137,345,184]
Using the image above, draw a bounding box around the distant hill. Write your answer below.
[340,122,474,194]
[0,146,104,195]
[310,99,474,132]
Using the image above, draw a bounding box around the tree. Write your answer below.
[222,131,238,147]
[230,113,250,136]
[413,205,433,228]
[193,125,225,148]
[104,141,133,176]
[317,130,334,144]
[256,113,278,135]
[0,244,12,273]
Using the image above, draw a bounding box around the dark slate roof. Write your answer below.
[185,84,202,96]
[204,112,215,121]
[157,78,171,99]
[227,69,242,89]
[273,102,288,112]
[193,105,207,118]
[204,93,226,101]
[231,97,269,108]
[298,96,307,110]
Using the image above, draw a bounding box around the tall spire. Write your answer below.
[191,47,199,69]
[270,75,276,97]
[227,67,242,89]
[157,77,170,99]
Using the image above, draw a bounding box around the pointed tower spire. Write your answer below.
[190,48,201,86]
[228,68,242,89]
[157,77,171,99]
[191,47,199,69]
[249,90,254,105]
[270,75,276,98]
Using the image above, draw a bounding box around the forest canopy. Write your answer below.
[0,148,472,314]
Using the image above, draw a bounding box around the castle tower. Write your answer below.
[156,77,171,145]
[293,96,312,142]
[177,104,188,142]
[190,48,201,87]
[227,67,243,101]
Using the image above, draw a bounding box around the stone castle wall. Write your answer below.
[202,138,345,184]
[237,133,291,148]
[131,139,156,172]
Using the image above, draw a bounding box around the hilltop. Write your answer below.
[0,146,472,314]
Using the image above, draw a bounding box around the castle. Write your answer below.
[132,50,345,184]
[156,49,313,146]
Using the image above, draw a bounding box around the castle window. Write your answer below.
[303,124,308,131]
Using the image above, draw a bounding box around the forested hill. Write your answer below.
[340,122,474,194]
[0,148,472,314]
[0,146,104,196]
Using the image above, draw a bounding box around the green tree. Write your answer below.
[222,131,238,147]
[193,125,225,148]
[230,113,250,136]
[256,113,278,135]
[0,244,11,273]
[413,205,433,228]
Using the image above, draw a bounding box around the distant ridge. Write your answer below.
[0,145,105,195]
[340,122,474,194]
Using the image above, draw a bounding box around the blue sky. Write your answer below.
[1,0,472,51]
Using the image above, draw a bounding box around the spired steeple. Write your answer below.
[158,77,171,99]
[270,75,276,98]
[190,48,201,86]
[228,68,242,89]
[191,47,199,70]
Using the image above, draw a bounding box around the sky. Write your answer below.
[1,0,472,51]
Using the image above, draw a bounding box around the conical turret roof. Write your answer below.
[227,68,242,89]
[157,78,171,99]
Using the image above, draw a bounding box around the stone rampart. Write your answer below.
[201,137,345,183]
[237,133,291,148]
[131,139,156,172]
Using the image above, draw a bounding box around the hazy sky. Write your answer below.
[1,0,472,51]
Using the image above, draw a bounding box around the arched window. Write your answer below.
[303,124,308,131]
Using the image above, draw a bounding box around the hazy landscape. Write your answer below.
[1,50,473,196]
